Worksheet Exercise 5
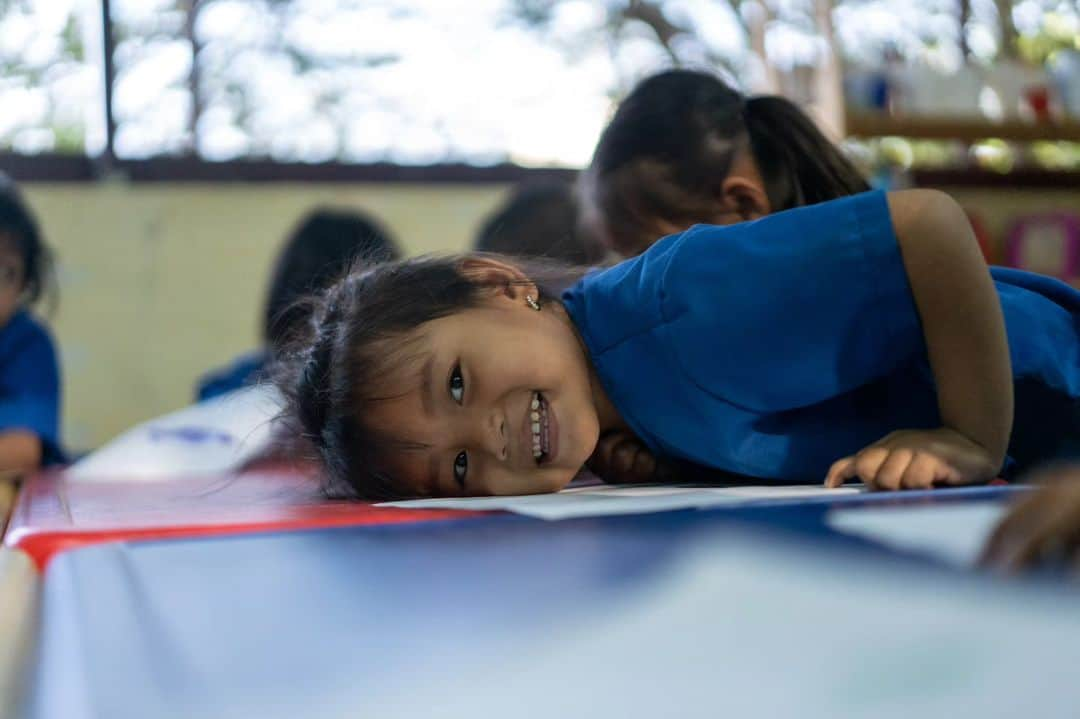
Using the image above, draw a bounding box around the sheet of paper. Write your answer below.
[826,501,1010,567]
[68,385,284,481]
[381,483,863,520]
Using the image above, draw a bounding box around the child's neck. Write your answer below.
[555,301,629,435]
[588,365,628,435]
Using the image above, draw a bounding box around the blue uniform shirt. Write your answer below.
[563,190,1080,481]
[196,349,269,402]
[0,310,64,465]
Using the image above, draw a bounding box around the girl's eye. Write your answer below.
[453,451,468,487]
[449,363,465,404]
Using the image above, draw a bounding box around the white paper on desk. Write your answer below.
[826,502,1010,567]
[67,385,284,481]
[380,483,862,520]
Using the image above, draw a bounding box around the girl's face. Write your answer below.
[365,267,618,497]
[0,237,25,327]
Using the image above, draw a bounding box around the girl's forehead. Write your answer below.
[361,332,431,399]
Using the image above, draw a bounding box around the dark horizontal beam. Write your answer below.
[912,168,1080,189]
[3,153,1077,189]
[0,153,96,181]
[0,152,580,184]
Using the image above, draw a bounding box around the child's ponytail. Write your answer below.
[583,70,869,256]
[742,95,870,212]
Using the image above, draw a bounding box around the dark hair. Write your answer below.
[582,69,869,255]
[275,253,584,501]
[263,208,401,349]
[0,174,56,310]
[475,182,606,265]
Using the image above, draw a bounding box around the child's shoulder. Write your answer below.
[0,310,56,356]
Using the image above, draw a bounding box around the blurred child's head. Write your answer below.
[581,69,870,256]
[0,176,55,325]
[474,182,606,265]
[277,254,602,501]
[264,207,401,350]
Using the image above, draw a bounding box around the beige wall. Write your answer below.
[936,186,1080,265]
[23,182,513,450]
[18,181,1080,452]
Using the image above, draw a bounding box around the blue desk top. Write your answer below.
[27,485,1078,719]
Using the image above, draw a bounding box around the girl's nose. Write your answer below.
[483,409,508,461]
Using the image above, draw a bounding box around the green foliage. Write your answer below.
[61,16,85,62]
[53,125,86,153]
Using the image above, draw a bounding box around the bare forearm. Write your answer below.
[887,189,1013,468]
[0,430,43,475]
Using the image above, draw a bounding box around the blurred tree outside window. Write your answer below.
[0,0,104,155]
[1,0,1077,169]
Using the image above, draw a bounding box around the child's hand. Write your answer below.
[587,431,666,484]
[824,427,998,491]
[979,468,1080,573]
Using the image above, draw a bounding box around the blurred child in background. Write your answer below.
[579,68,870,258]
[197,207,401,401]
[474,182,607,266]
[0,175,64,472]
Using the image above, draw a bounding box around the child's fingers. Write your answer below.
[611,440,639,475]
[998,520,1073,572]
[979,513,1020,568]
[587,433,628,480]
[872,448,913,491]
[631,450,657,482]
[853,447,891,490]
[589,432,662,484]
[899,453,938,489]
[825,456,856,488]
[978,492,1077,571]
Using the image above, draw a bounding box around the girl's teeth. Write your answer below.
[531,392,544,461]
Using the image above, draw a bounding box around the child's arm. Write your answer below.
[980,467,1080,572]
[826,189,1012,490]
[0,429,42,475]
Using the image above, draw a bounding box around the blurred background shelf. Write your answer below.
[912,168,1080,188]
[847,113,1080,142]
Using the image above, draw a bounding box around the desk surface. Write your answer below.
[3,466,481,570]
[26,487,1077,719]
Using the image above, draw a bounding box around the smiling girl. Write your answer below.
[277,189,1080,500]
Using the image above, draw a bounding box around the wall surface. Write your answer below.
[938,186,1080,264]
[23,182,511,450]
[17,181,1080,452]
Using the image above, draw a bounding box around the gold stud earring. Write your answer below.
[525,295,541,311]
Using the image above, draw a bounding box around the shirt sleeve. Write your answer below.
[0,324,62,462]
[658,190,926,413]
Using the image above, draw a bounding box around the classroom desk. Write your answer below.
[3,466,482,571]
[24,486,1073,719]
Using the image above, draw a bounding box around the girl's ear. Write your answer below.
[718,176,771,222]
[714,148,772,222]
[458,256,538,303]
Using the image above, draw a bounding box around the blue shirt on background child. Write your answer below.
[0,309,64,465]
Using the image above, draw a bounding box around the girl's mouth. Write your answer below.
[530,391,557,465]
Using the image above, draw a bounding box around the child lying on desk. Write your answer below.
[273,189,1080,500]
